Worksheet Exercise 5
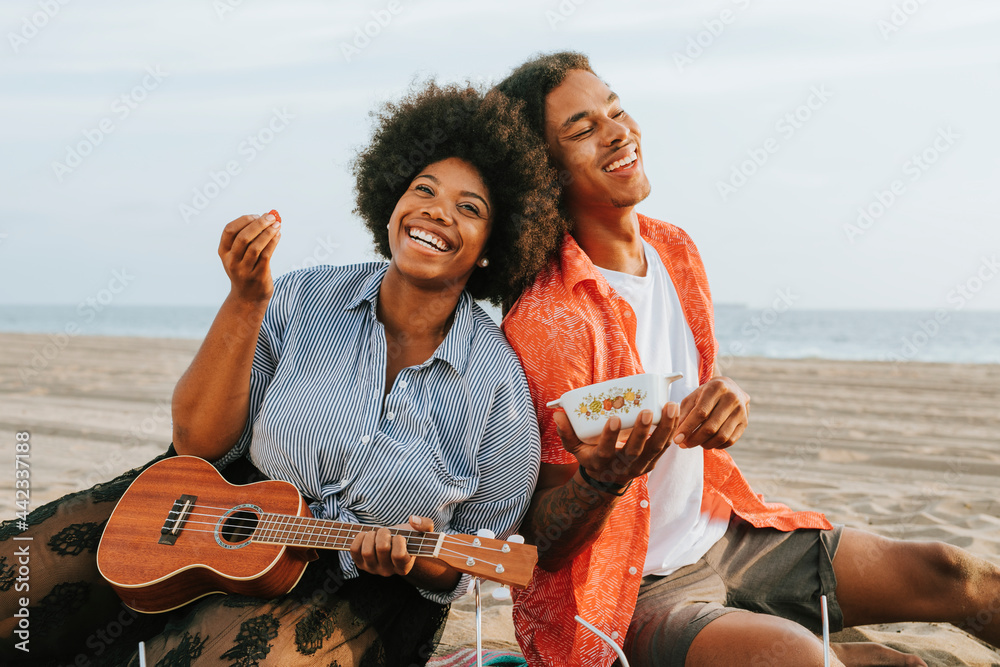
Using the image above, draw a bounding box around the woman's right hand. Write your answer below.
[219,212,282,304]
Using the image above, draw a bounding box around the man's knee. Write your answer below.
[914,541,990,598]
[925,540,965,573]
[744,623,827,667]
[688,613,829,667]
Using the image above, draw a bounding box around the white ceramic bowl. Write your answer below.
[546,373,683,444]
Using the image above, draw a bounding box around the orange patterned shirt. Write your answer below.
[502,215,831,667]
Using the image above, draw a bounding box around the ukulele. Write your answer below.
[97,456,537,613]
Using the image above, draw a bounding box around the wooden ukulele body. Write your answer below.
[98,456,314,613]
[97,456,537,613]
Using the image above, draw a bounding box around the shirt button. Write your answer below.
[399,380,408,389]
[629,567,637,575]
[639,500,649,508]
[360,435,371,444]
[386,412,395,421]
[610,631,620,640]
[622,310,631,318]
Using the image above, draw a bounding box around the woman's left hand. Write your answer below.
[350,515,434,578]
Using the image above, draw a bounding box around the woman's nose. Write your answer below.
[422,200,450,224]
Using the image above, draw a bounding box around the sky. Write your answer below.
[2,0,999,312]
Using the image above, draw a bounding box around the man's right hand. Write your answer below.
[219,212,282,304]
[552,401,680,487]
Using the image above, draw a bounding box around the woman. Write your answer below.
[0,82,568,665]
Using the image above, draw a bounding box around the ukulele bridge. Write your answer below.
[159,494,197,545]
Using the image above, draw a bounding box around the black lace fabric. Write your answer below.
[0,448,449,666]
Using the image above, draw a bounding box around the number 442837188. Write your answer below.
[15,432,30,522]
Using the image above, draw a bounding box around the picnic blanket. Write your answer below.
[427,648,527,666]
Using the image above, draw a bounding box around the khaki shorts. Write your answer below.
[622,516,844,667]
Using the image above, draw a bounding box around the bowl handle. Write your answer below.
[545,399,562,409]
[661,373,683,398]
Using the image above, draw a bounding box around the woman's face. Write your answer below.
[386,157,493,291]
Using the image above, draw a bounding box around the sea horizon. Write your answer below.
[2,303,999,366]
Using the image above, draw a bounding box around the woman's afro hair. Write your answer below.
[352,81,569,307]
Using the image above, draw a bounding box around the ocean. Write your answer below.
[2,304,999,365]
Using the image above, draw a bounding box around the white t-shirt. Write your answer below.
[597,239,731,577]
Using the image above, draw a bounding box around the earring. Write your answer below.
[478,257,489,268]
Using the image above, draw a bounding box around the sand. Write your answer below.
[1,332,999,665]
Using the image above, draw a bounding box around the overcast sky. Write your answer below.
[2,0,998,311]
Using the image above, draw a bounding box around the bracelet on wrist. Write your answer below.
[578,466,632,497]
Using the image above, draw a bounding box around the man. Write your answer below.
[498,52,1000,667]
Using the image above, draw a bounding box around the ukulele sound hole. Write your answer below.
[220,510,259,545]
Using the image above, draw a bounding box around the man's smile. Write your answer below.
[602,146,639,173]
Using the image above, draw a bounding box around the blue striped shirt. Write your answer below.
[216,262,540,603]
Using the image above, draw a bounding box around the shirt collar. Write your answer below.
[346,262,474,375]
[559,232,611,298]
[559,214,674,297]
[345,262,390,312]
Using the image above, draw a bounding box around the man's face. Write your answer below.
[543,69,650,212]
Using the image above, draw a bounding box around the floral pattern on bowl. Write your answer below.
[546,373,684,444]
[574,387,645,421]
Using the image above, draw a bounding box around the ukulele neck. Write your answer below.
[252,513,442,556]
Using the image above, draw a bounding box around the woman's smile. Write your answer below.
[404,224,454,254]
[387,157,492,286]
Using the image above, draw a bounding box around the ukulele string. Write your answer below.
[165,506,440,544]
[167,505,433,541]
[164,504,513,554]
[140,523,510,568]
[161,507,452,551]
[252,531,511,568]
[164,517,446,550]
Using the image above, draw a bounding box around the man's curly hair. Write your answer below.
[495,51,595,144]
[495,52,597,225]
[352,81,569,308]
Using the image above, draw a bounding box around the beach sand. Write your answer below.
[1,332,998,665]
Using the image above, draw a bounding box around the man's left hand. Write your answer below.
[672,376,750,450]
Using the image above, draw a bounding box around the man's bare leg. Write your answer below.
[685,611,924,666]
[680,528,1000,666]
[834,528,1000,646]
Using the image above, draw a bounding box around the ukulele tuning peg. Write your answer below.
[476,528,496,539]
[492,586,512,601]
[508,534,525,544]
